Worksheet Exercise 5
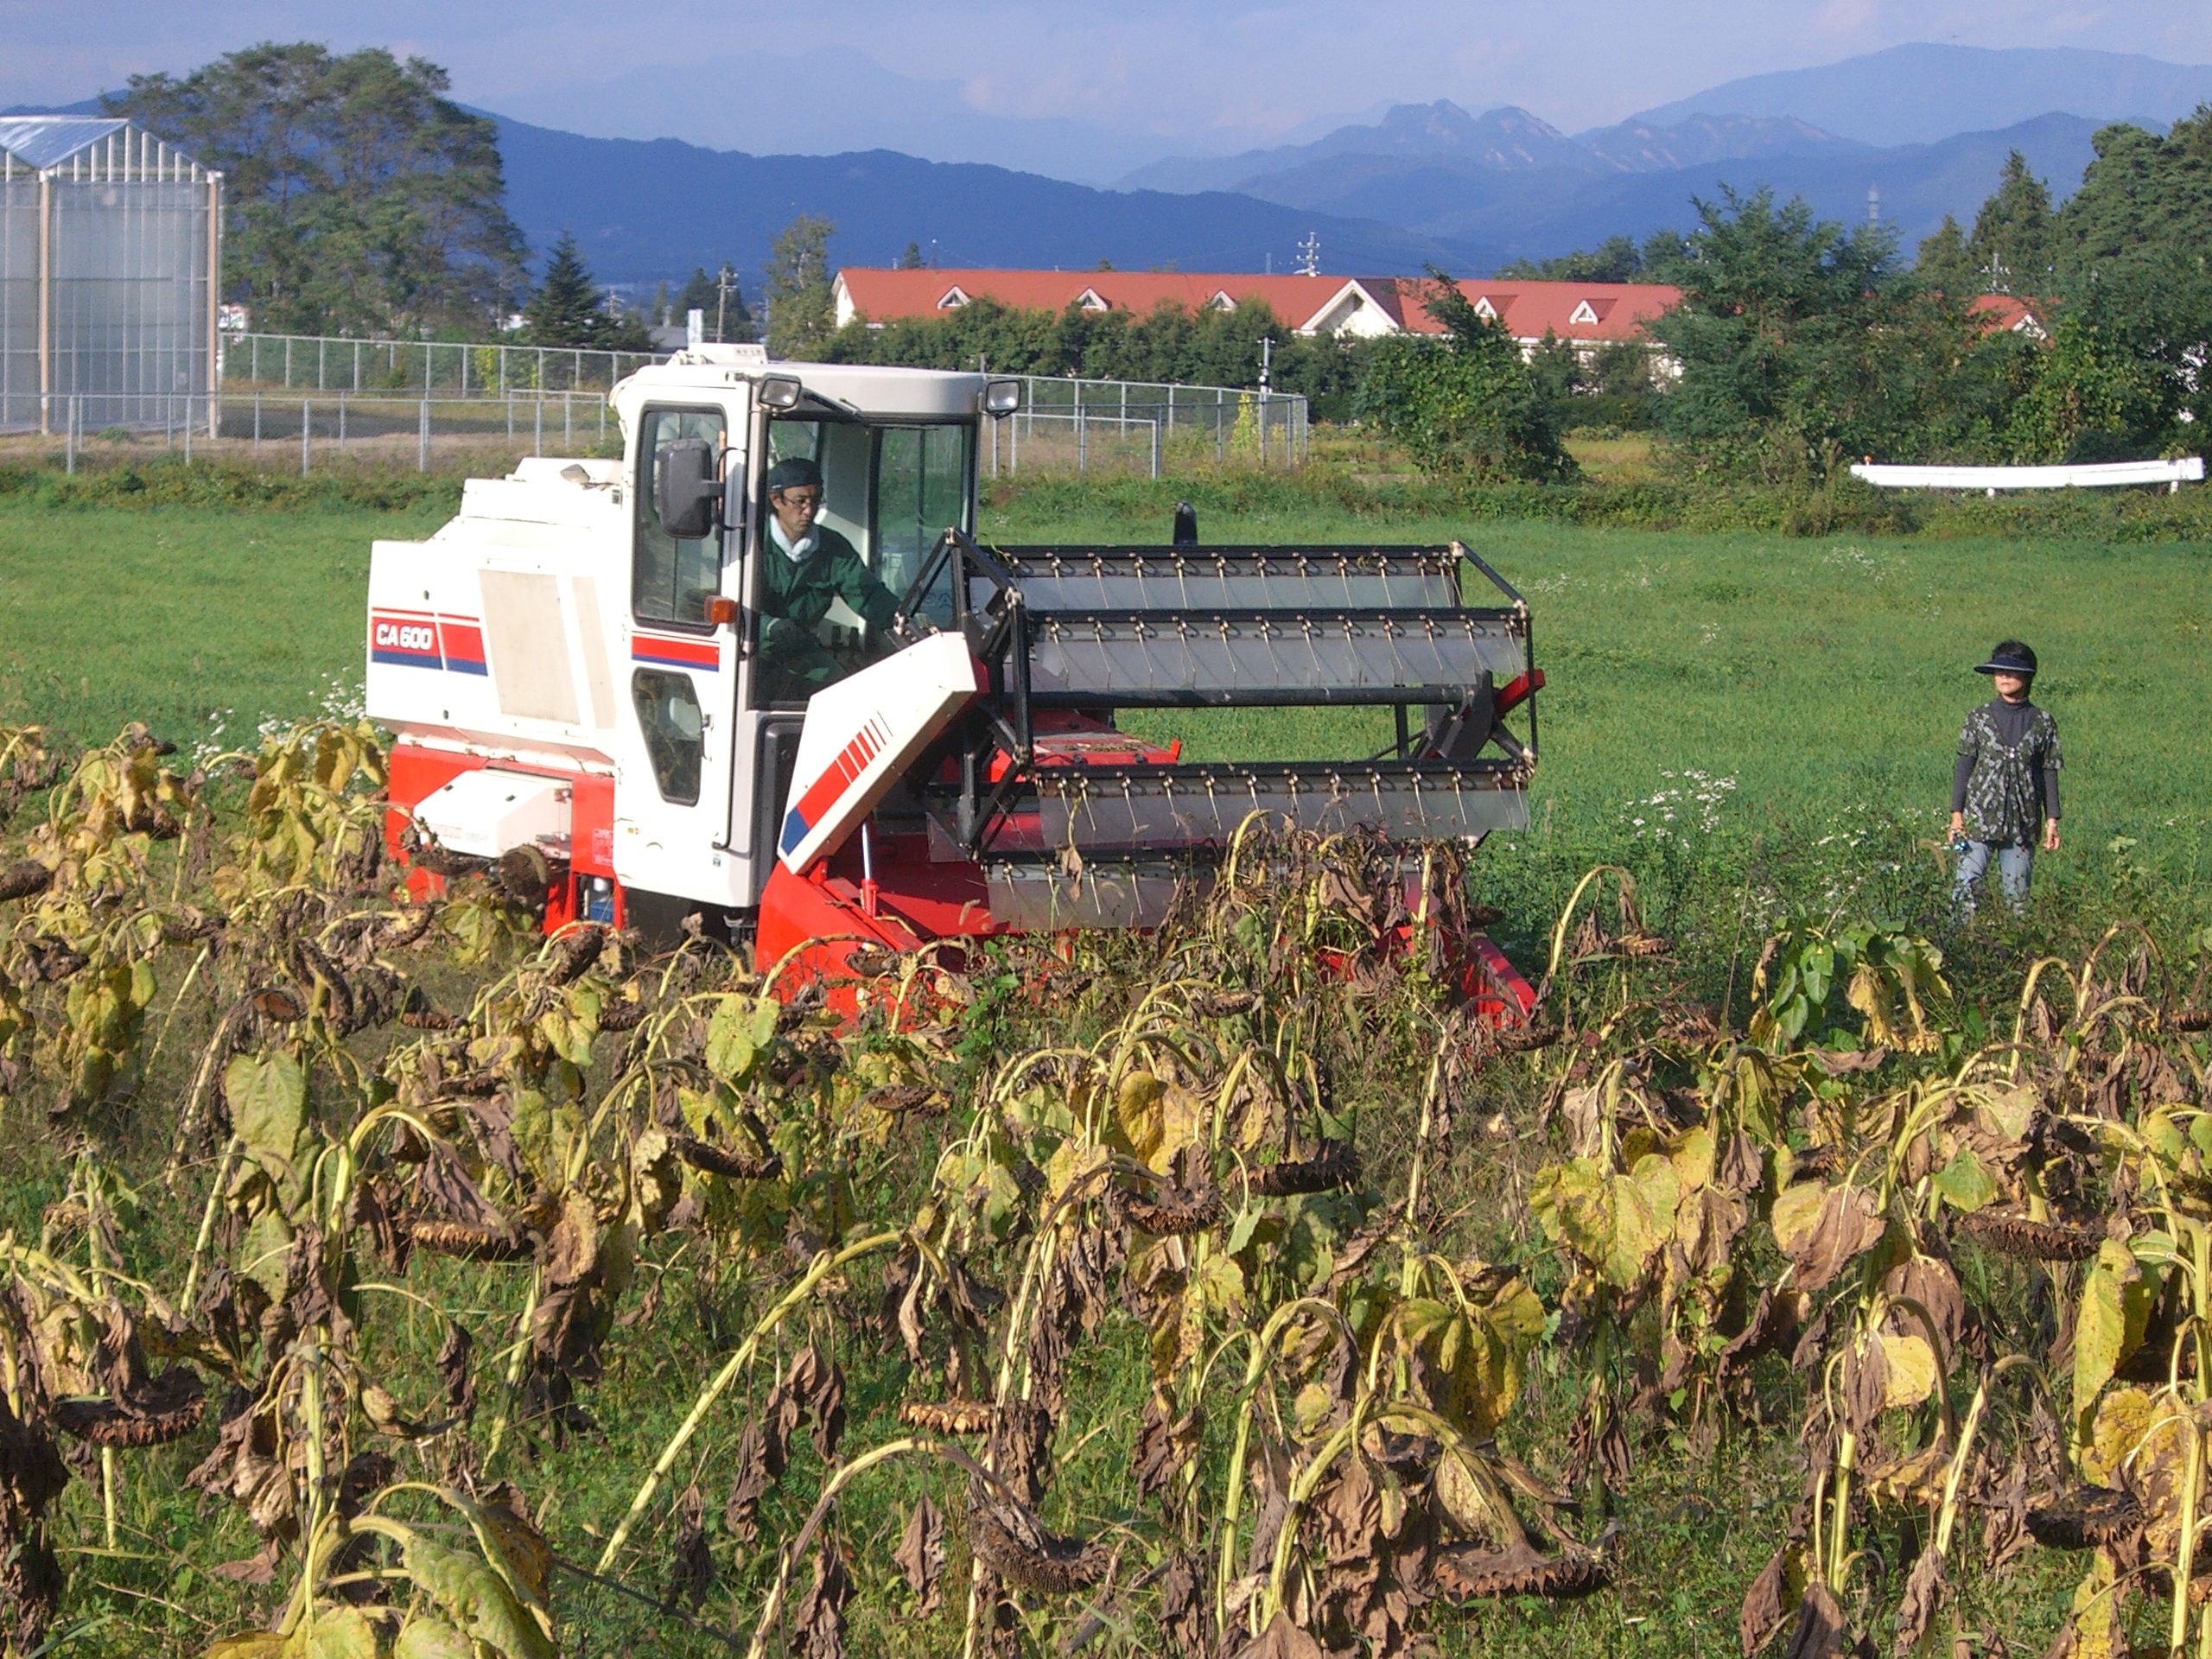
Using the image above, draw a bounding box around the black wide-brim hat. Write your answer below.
[1975,645,2038,676]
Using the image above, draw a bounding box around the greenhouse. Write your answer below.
[0,115,219,435]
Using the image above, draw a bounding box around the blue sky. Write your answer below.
[5,0,2210,180]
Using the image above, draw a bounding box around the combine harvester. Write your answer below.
[365,346,1542,1019]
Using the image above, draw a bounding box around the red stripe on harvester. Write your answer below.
[787,720,887,837]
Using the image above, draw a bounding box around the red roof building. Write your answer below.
[1967,294,2050,340]
[832,268,1681,358]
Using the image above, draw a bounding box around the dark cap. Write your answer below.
[1974,639,2038,677]
[766,455,823,494]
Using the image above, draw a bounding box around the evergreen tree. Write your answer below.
[1971,152,2054,293]
[673,264,757,343]
[766,216,838,357]
[524,233,610,347]
[677,267,717,316]
[1915,214,1980,297]
[895,241,925,270]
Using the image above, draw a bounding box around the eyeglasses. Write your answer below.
[774,490,823,508]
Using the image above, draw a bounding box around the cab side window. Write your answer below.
[632,670,703,804]
[634,407,725,627]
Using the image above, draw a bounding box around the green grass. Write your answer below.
[0,500,448,749]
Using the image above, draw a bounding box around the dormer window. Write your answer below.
[1570,300,1599,325]
[1471,296,1498,320]
[1076,288,1109,311]
[936,286,969,309]
[1207,291,1236,311]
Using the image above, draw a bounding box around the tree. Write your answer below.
[1971,152,2054,293]
[1645,187,1920,476]
[1497,234,1644,283]
[673,266,758,343]
[1915,214,1980,298]
[524,233,610,346]
[1352,273,1575,482]
[765,215,838,358]
[895,241,925,270]
[2006,312,2179,461]
[110,43,524,335]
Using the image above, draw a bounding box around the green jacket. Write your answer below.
[756,523,901,633]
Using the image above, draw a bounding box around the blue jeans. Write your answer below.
[1954,839,2034,916]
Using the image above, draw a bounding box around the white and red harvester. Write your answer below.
[367,347,1543,1017]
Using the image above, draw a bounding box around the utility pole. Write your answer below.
[1258,336,1272,394]
[1297,232,1320,277]
[715,263,735,344]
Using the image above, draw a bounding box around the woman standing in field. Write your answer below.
[1950,639,2062,916]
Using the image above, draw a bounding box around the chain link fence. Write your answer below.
[989,374,1306,476]
[13,390,617,474]
[8,340,1310,480]
[220,332,667,397]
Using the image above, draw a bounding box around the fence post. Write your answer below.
[1217,391,1225,466]
[318,338,326,391]
[301,400,310,475]
[253,391,262,454]
[1077,404,1086,474]
[535,397,543,458]
[338,394,346,449]
[418,396,429,473]
[283,336,292,388]
[506,397,514,442]
[1011,410,1019,474]
[1150,417,1160,480]
[183,395,192,463]
[65,396,76,474]
[564,397,571,448]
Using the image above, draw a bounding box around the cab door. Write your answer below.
[613,402,748,908]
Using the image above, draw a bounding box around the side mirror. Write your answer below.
[655,439,720,539]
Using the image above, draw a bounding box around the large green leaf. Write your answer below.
[300,1606,378,1659]
[404,1536,556,1659]
[1113,1071,1200,1173]
[228,1051,306,1172]
[392,1618,473,1659]
[2074,1238,2150,1432]
[1931,1146,1997,1212]
[704,995,759,1084]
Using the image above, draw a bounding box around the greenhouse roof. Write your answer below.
[0,116,131,168]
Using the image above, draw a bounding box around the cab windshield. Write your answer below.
[753,417,973,707]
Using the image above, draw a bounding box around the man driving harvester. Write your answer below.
[756,455,905,702]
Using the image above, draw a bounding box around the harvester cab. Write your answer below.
[367,346,1543,1015]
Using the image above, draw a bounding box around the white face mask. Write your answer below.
[770,516,818,562]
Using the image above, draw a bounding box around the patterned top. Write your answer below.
[1955,699,2062,845]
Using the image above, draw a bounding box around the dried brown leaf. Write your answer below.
[792,1544,849,1659]
[665,1481,712,1611]
[893,1497,944,1618]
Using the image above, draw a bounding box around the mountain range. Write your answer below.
[490,117,1460,289]
[18,43,2212,288]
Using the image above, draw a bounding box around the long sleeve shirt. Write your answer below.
[758,521,902,633]
[1952,697,2061,843]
